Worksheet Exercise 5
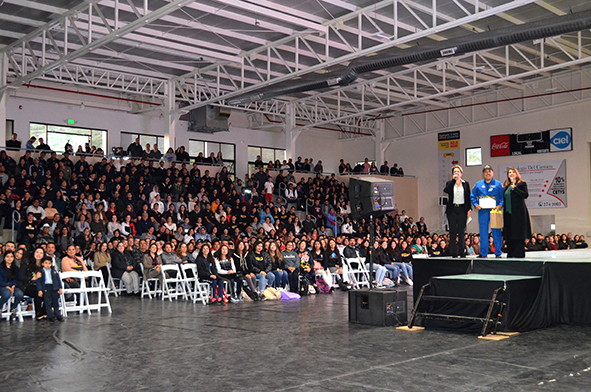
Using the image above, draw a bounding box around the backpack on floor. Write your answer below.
[242,285,257,301]
[262,287,281,300]
[317,278,331,294]
[280,291,301,300]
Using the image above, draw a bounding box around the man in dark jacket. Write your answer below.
[127,138,143,158]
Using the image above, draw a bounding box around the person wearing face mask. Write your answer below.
[471,165,504,258]
[443,165,472,258]
[502,168,531,258]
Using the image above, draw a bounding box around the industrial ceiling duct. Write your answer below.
[187,105,231,134]
[228,10,591,105]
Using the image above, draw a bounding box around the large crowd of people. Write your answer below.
[0,136,586,322]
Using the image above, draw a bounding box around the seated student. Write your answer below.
[378,240,399,282]
[36,256,63,322]
[575,235,588,249]
[325,238,350,291]
[143,243,166,281]
[232,241,258,300]
[464,237,475,256]
[296,240,317,293]
[427,241,442,257]
[214,244,242,303]
[397,241,414,286]
[267,242,287,289]
[281,241,300,293]
[246,241,274,299]
[195,243,224,304]
[0,251,24,318]
[17,248,45,320]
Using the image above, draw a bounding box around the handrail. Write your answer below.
[11,210,21,243]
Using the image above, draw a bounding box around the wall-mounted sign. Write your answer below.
[498,160,567,209]
[490,128,572,157]
[438,131,460,197]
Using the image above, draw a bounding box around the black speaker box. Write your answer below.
[349,289,407,327]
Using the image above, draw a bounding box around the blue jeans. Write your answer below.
[0,287,24,310]
[270,270,288,288]
[255,273,274,292]
[394,263,413,280]
[366,263,387,284]
[384,264,400,280]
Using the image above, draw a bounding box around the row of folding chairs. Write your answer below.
[138,263,211,305]
[59,271,112,317]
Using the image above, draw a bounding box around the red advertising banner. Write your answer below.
[490,134,510,157]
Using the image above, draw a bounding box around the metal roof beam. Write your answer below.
[0,0,200,94]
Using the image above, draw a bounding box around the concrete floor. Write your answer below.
[1,288,590,392]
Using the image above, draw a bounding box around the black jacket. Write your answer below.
[196,255,217,279]
[246,251,272,274]
[503,181,532,240]
[443,179,472,215]
[111,250,137,279]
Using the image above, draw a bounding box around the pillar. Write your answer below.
[0,53,7,148]
[285,102,301,160]
[163,81,179,152]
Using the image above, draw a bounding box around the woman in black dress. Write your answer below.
[503,168,531,258]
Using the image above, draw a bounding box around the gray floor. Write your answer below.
[1,288,591,392]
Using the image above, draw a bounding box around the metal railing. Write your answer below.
[11,210,21,243]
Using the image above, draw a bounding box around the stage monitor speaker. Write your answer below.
[349,177,396,220]
[349,289,407,327]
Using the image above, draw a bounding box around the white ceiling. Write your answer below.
[1,0,591,136]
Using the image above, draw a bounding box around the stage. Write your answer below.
[412,249,591,332]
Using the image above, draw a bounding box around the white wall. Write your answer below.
[383,100,591,235]
[5,94,365,178]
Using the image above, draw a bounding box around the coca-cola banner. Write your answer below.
[438,131,461,197]
[498,160,567,209]
[490,134,510,157]
[490,128,573,157]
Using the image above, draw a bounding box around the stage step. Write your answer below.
[408,283,506,337]
[417,313,500,324]
[421,295,498,305]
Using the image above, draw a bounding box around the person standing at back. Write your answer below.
[443,165,471,258]
[470,165,504,258]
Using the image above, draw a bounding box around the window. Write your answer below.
[189,139,235,175]
[248,145,286,172]
[30,123,107,153]
[466,147,482,167]
[120,132,165,153]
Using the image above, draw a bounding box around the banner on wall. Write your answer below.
[438,131,460,197]
[490,128,573,157]
[498,160,567,209]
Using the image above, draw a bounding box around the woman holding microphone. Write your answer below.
[503,168,531,258]
[443,165,472,258]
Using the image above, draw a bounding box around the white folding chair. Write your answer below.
[17,296,36,321]
[106,263,124,297]
[345,257,371,289]
[193,280,210,305]
[84,270,112,314]
[59,271,88,316]
[140,263,162,299]
[161,265,187,301]
[179,264,197,299]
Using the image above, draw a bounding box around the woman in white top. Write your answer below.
[149,186,160,204]
[341,217,355,235]
[213,245,242,302]
[262,217,274,235]
[107,215,122,237]
[121,215,134,236]
[164,216,177,232]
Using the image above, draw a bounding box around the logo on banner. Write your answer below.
[490,135,510,157]
[550,129,572,152]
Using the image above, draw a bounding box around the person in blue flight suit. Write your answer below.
[470,165,504,258]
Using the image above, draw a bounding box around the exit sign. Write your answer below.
[67,119,75,125]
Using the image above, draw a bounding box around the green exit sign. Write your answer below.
[67,119,75,125]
